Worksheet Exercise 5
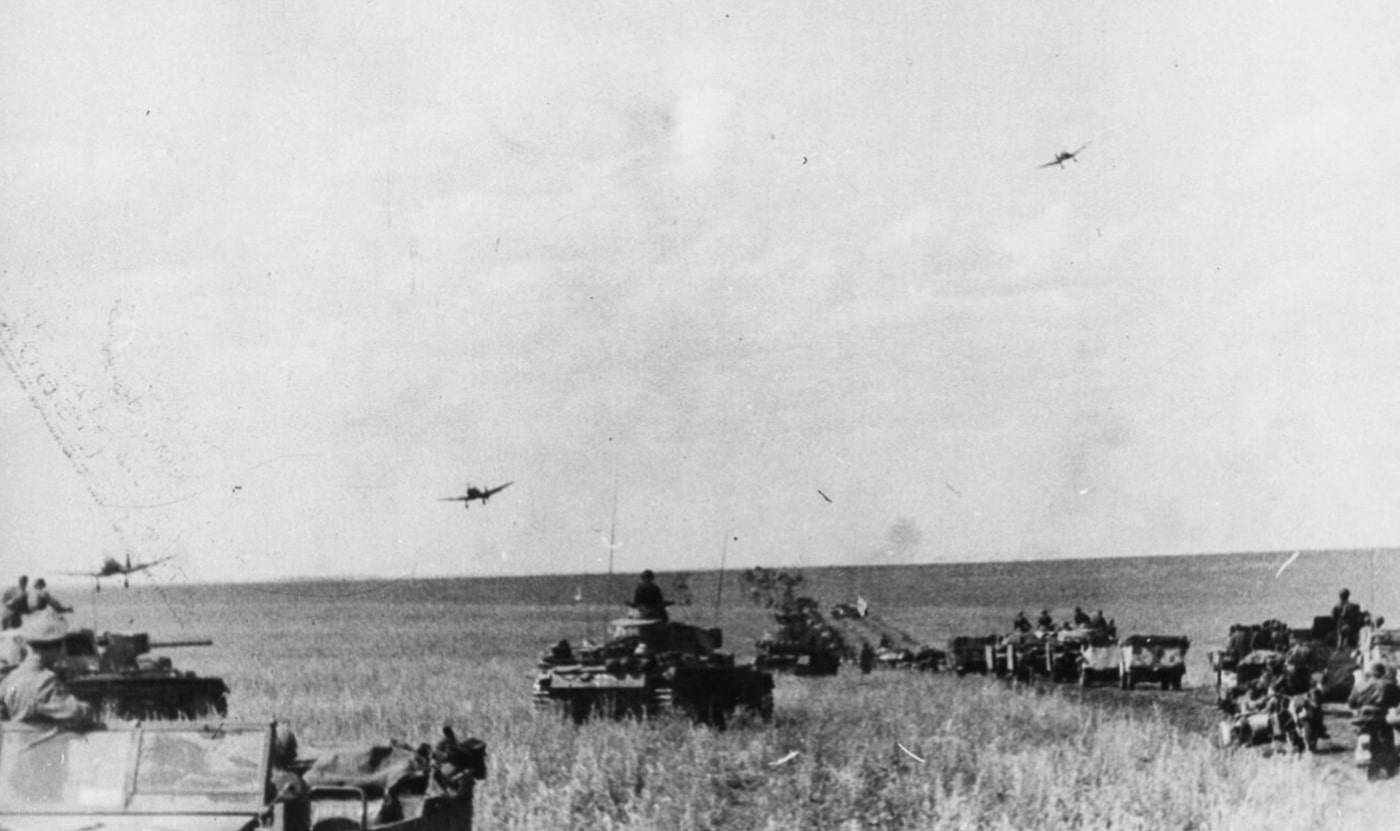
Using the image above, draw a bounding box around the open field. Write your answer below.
[43,548,1400,828]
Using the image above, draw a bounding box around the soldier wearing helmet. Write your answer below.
[0,614,96,727]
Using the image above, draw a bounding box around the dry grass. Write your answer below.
[66,570,1399,830]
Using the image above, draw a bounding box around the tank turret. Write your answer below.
[52,627,229,720]
[754,596,844,676]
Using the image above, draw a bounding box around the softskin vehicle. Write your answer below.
[0,721,485,831]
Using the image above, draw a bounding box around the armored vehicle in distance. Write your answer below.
[533,614,774,726]
[52,627,230,719]
[948,635,996,676]
[1119,634,1189,690]
[755,596,844,676]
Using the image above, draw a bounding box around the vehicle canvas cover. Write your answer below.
[0,721,271,831]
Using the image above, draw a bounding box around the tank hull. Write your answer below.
[68,673,230,720]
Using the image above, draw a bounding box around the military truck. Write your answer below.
[533,614,774,726]
[1119,635,1189,690]
[0,720,487,831]
[1076,638,1122,687]
[947,635,996,676]
[48,627,230,719]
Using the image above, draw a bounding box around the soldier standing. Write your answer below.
[1332,589,1364,648]
[1,576,29,630]
[0,614,96,727]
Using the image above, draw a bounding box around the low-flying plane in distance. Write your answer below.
[1038,143,1090,169]
[439,481,513,510]
[62,553,175,591]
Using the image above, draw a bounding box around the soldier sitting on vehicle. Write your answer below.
[0,614,96,727]
[1036,609,1054,631]
[631,570,669,622]
[30,579,72,615]
[1012,611,1032,633]
[1072,607,1091,627]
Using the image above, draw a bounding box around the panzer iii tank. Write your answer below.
[532,614,774,726]
[51,627,229,719]
[754,596,844,676]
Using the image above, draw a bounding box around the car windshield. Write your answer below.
[0,723,269,815]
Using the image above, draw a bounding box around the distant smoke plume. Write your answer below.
[868,516,923,564]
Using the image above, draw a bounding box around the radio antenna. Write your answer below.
[714,529,732,627]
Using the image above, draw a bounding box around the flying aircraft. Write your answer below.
[1038,143,1090,169]
[438,481,513,509]
[62,553,175,591]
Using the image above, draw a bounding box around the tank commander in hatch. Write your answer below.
[1012,611,1032,633]
[631,570,669,622]
[0,614,96,727]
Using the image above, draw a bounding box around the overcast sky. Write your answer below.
[3,2,1398,584]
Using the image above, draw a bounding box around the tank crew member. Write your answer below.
[1,576,28,631]
[1036,609,1054,631]
[1012,611,1032,633]
[1072,607,1091,627]
[631,570,668,622]
[1089,609,1107,630]
[0,614,96,727]
[30,579,72,615]
[1349,661,1400,723]
[1226,625,1252,663]
[1333,589,1365,648]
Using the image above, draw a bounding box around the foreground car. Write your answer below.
[0,721,485,831]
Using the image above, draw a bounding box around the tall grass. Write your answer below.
[68,584,1397,829]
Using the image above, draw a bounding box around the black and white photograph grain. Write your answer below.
[2,2,1398,829]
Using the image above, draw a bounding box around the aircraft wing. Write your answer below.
[58,570,102,577]
[438,496,470,502]
[484,481,513,498]
[126,555,176,573]
[1037,159,1060,169]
